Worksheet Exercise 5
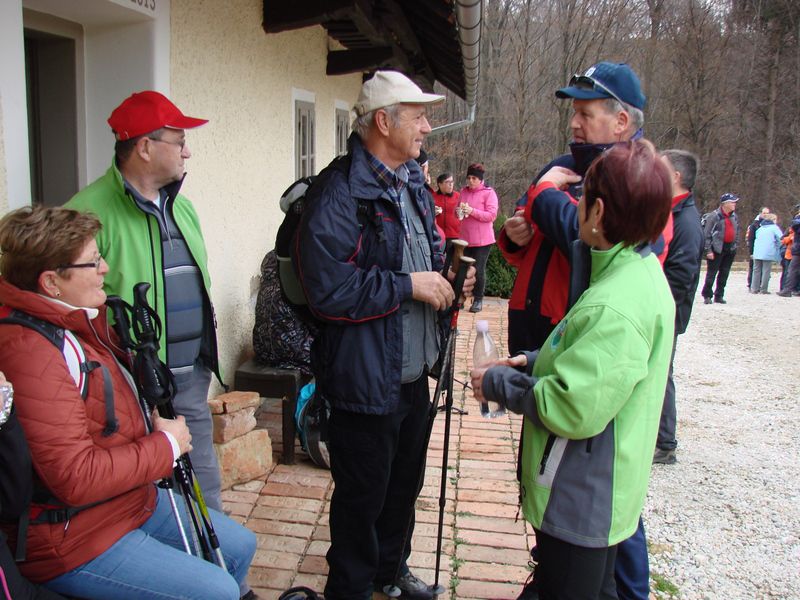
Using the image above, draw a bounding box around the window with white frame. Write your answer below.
[335,108,349,156]
[295,100,315,178]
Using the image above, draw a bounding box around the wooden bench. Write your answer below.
[233,359,310,465]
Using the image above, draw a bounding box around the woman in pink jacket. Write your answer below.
[459,163,499,312]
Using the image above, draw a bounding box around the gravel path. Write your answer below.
[644,268,800,599]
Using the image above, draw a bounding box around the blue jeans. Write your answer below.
[44,488,256,600]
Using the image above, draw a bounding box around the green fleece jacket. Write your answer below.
[483,243,674,547]
[65,160,219,374]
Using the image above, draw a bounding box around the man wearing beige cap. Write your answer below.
[295,71,474,600]
[66,91,226,516]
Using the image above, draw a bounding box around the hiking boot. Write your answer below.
[392,571,439,599]
[516,560,540,599]
[714,298,726,304]
[469,298,483,313]
[653,448,677,465]
[703,297,712,304]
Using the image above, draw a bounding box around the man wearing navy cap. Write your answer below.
[66,91,226,516]
[701,193,740,304]
[499,61,646,357]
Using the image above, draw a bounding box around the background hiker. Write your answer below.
[458,162,498,313]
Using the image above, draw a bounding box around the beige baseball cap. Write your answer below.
[354,71,445,117]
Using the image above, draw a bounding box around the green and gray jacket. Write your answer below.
[483,243,675,547]
[65,160,221,380]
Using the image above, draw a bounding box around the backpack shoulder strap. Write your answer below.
[0,309,87,397]
[0,309,116,433]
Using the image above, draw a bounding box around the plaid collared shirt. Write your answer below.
[365,151,411,242]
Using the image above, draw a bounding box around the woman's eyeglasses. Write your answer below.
[57,256,103,271]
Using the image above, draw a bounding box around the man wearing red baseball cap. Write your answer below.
[66,90,225,522]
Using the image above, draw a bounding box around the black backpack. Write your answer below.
[0,308,118,561]
[274,154,384,317]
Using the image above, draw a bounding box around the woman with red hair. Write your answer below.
[471,140,675,599]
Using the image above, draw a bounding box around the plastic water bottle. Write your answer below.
[473,320,505,418]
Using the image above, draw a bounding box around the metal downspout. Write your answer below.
[430,0,482,135]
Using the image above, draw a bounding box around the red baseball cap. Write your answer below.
[107,91,208,140]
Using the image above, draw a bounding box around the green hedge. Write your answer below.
[484,215,517,299]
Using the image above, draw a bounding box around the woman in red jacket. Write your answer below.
[432,172,461,249]
[0,206,256,600]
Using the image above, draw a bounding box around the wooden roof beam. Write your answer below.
[327,47,394,76]
[263,0,354,34]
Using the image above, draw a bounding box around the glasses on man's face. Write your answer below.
[57,256,103,272]
[569,74,625,107]
[442,180,454,185]
[148,136,186,151]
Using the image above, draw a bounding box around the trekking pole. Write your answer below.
[383,251,475,598]
[129,283,227,569]
[106,295,193,556]
[431,254,474,594]
[438,240,469,416]
[126,284,210,561]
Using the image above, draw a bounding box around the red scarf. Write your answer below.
[722,211,735,243]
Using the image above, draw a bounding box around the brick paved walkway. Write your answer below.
[226,297,535,599]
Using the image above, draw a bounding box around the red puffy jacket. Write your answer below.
[0,278,174,582]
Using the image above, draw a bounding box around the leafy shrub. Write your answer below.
[484,215,517,299]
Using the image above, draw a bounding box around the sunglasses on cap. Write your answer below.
[568,74,626,107]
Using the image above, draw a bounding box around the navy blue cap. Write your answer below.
[556,62,646,110]
[719,193,740,204]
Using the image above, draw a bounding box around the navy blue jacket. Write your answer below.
[791,215,800,256]
[294,135,444,414]
[664,193,704,334]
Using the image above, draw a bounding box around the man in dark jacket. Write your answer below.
[701,193,740,304]
[499,61,647,355]
[778,208,800,297]
[653,150,704,465]
[295,71,474,600]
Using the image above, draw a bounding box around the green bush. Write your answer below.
[484,215,517,299]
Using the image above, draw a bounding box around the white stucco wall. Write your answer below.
[170,0,361,387]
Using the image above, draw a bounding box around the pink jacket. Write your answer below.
[458,183,498,247]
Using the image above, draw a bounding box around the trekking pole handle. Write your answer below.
[442,239,468,277]
[450,239,468,274]
[131,282,161,347]
[451,256,475,316]
[105,295,134,351]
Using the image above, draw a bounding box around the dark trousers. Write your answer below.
[535,528,618,599]
[657,336,679,451]
[614,517,650,600]
[701,247,736,300]
[780,254,800,293]
[324,375,431,600]
[464,244,492,300]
